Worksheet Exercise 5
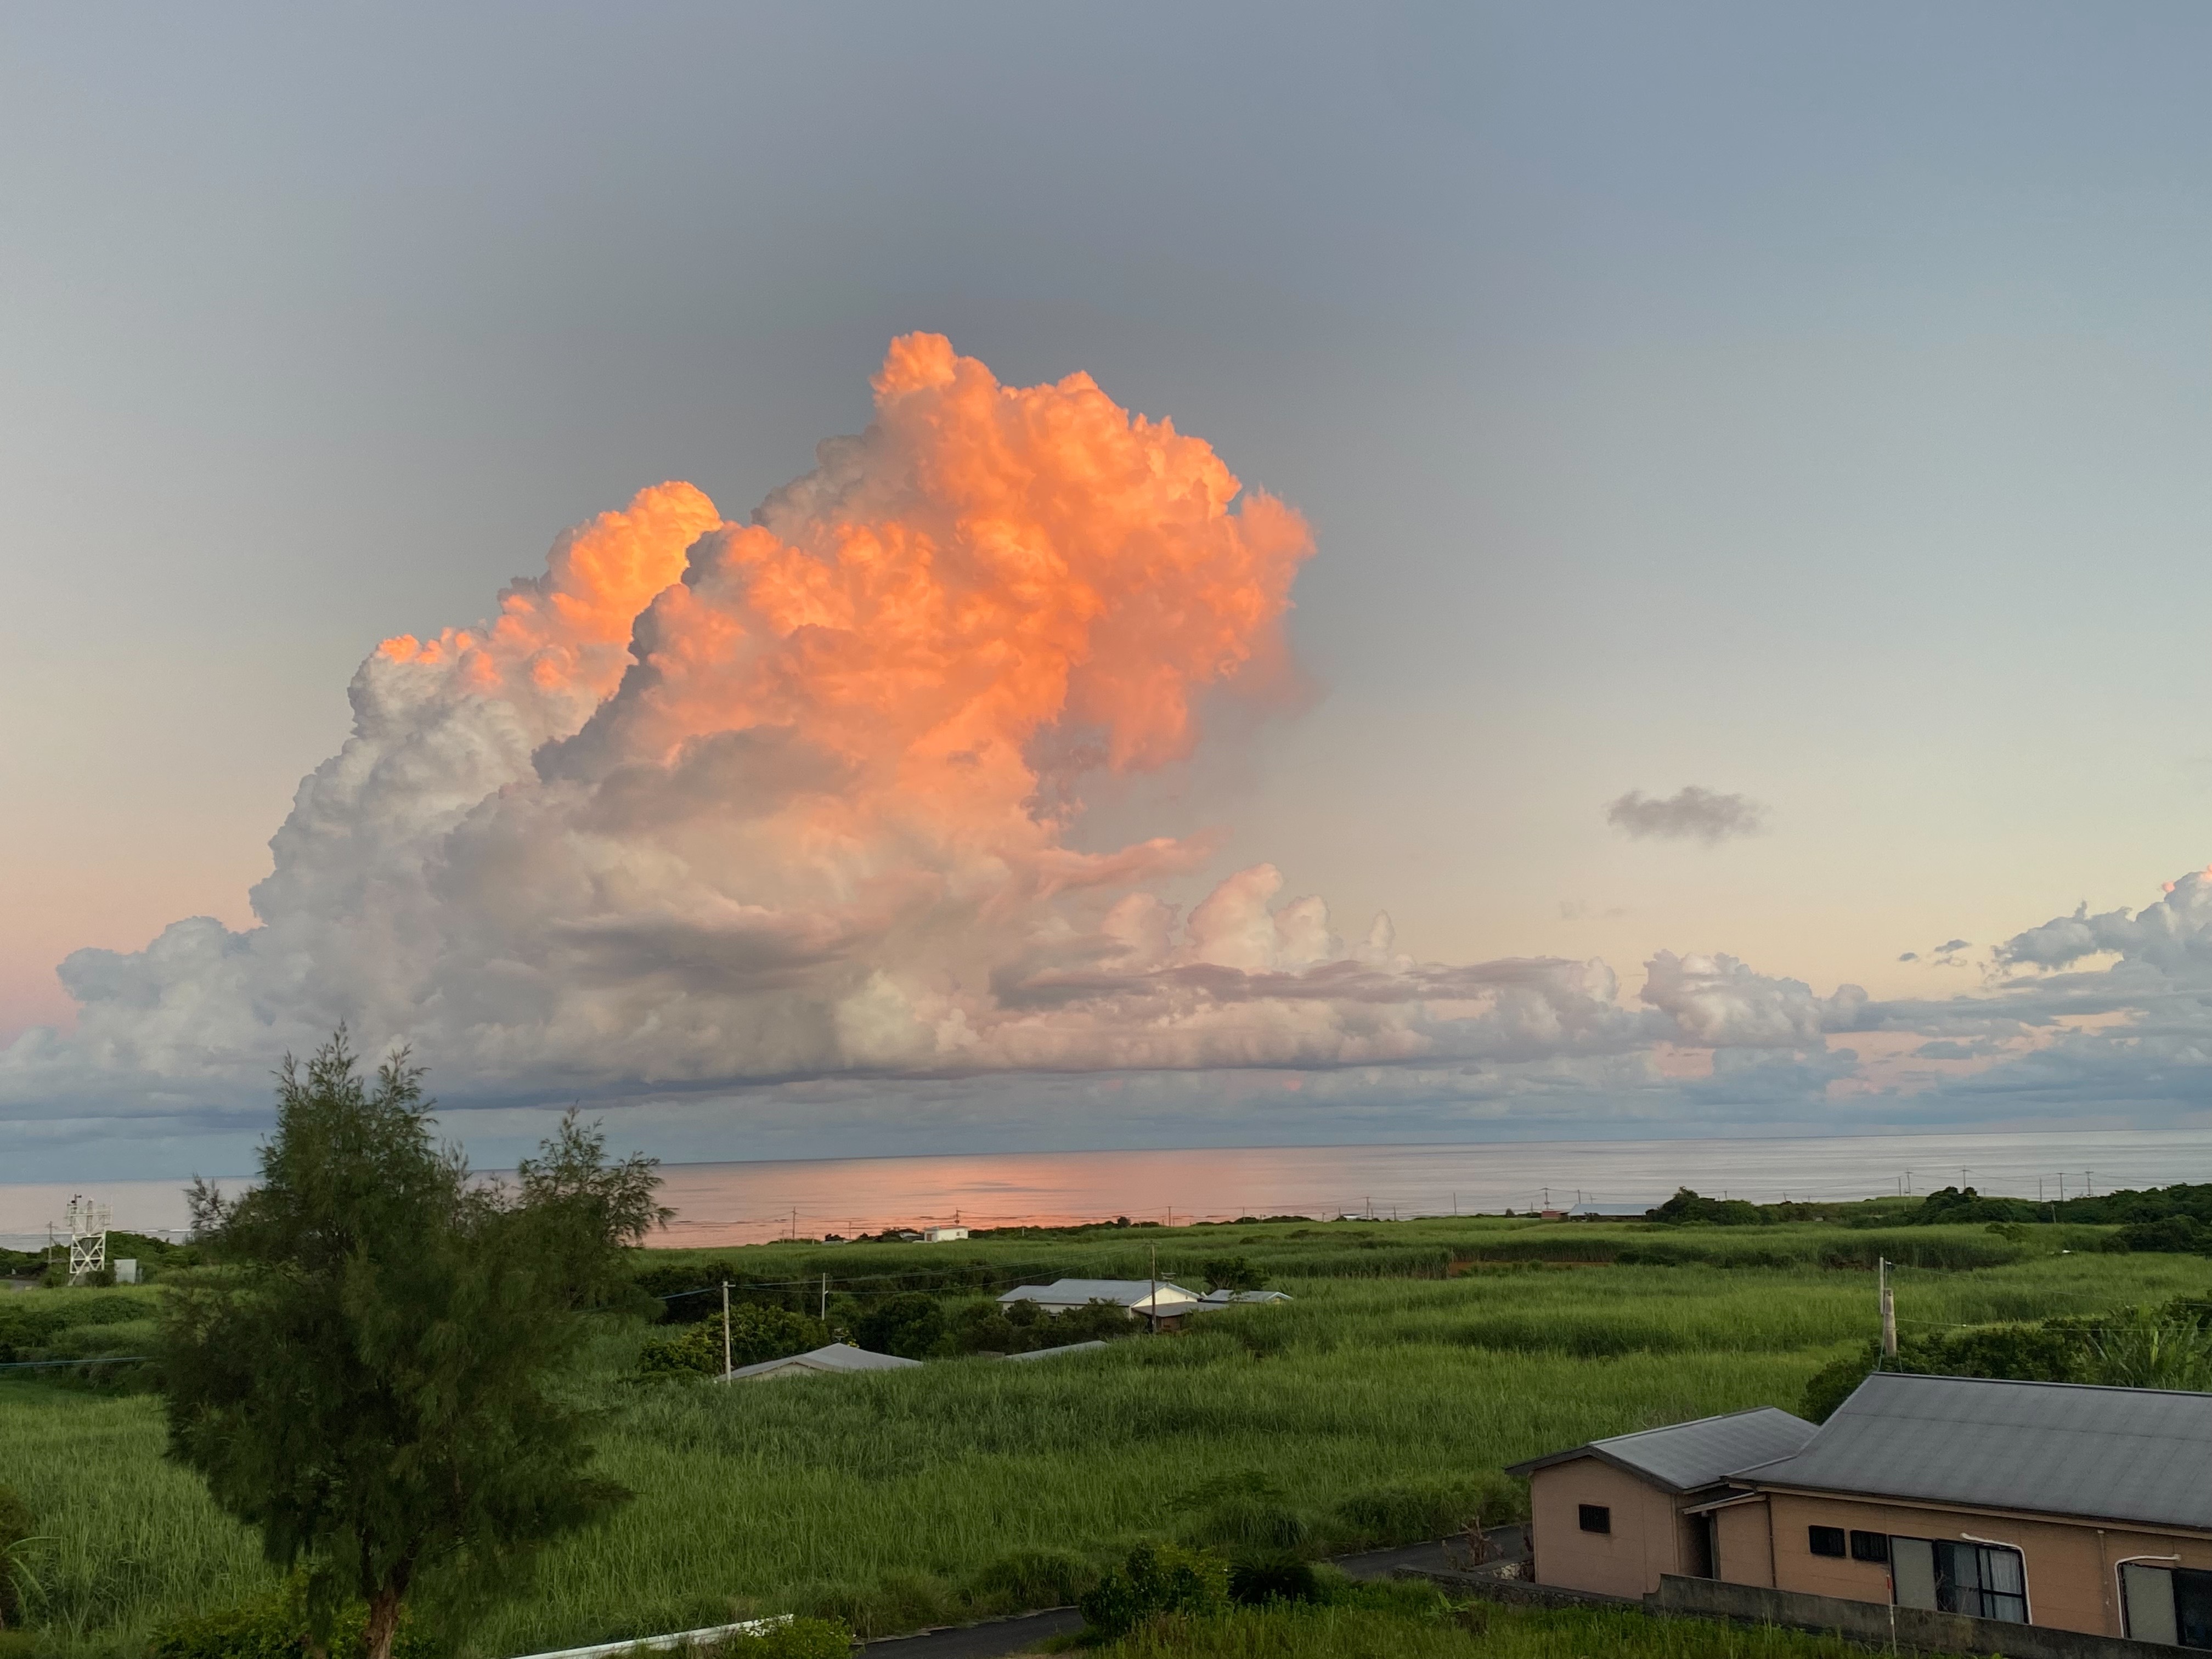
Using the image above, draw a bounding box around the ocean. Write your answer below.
[4,1125,2207,1248]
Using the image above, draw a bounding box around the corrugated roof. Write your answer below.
[1508,1406,1816,1493]
[1742,1372,2212,1530]
[1198,1289,1294,1305]
[714,1344,921,1381]
[997,1278,1200,1308]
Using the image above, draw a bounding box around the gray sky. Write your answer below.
[8,4,2212,1177]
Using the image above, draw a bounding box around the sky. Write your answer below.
[8,3,2212,1180]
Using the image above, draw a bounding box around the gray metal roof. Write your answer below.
[1000,1340,1109,1361]
[1508,1406,1816,1493]
[713,1344,921,1381]
[1198,1289,1294,1305]
[997,1278,1200,1308]
[1741,1372,2212,1530]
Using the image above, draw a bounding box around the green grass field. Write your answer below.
[2,1216,2204,1659]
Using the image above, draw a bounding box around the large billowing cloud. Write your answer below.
[5,336,2211,1159]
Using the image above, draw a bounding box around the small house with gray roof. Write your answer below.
[1506,1406,1818,1598]
[997,1278,1201,1325]
[1511,1372,2212,1648]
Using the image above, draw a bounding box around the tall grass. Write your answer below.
[1090,1586,1965,1659]
[1,1239,2197,1659]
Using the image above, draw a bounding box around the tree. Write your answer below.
[1201,1256,1266,1293]
[514,1108,672,1312]
[855,1291,946,1358]
[159,1033,637,1659]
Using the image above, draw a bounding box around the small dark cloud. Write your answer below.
[1914,1040,1978,1060]
[1898,952,1919,962]
[1935,938,1970,955]
[1604,786,1767,845]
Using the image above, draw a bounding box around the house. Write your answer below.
[997,1278,1203,1325]
[1507,1407,1818,1598]
[1196,1288,1294,1307]
[921,1226,969,1242]
[1511,1373,2212,1646]
[712,1343,921,1382]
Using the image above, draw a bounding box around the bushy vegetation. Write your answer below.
[1079,1543,1231,1639]
[1801,1294,2212,1418]
[636,1307,828,1378]
[144,1581,436,1659]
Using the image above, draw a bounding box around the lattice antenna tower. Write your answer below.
[65,1193,111,1284]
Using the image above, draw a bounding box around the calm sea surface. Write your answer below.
[5,1127,2209,1248]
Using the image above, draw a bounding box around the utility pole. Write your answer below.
[1882,1271,1897,1361]
[721,1280,733,1380]
[820,1272,828,1321]
[1148,1244,1158,1336]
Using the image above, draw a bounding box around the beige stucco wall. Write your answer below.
[1759,1489,2212,1638]
[1528,1459,1684,1598]
[1712,1497,1774,1588]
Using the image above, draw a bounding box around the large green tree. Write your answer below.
[160,1034,648,1659]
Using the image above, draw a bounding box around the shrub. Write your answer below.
[2109,1217,2210,1255]
[637,1306,827,1378]
[854,1294,945,1360]
[963,1548,1096,1611]
[1226,1554,1319,1606]
[144,1585,435,1659]
[1078,1543,1230,1639]
[713,1617,851,1659]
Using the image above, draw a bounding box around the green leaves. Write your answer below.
[157,1031,656,1659]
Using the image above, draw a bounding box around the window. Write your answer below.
[1809,1526,1846,1558]
[1850,1531,1889,1564]
[1934,1541,2027,1623]
[1578,1504,1611,1534]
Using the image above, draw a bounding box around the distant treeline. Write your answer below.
[1649,1182,2212,1250]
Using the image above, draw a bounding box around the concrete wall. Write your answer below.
[1760,1489,2212,1639]
[1652,1573,2186,1659]
[1527,1459,1684,1598]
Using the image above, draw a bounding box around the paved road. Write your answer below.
[859,1528,1528,1659]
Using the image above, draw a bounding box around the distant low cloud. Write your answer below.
[1604,786,1767,844]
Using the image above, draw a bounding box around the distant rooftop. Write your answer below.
[714,1343,920,1381]
[998,1278,1200,1310]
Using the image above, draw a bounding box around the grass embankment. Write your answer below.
[1087,1580,1959,1659]
[3,1221,2201,1659]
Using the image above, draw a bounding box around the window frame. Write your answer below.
[1808,1525,1847,1559]
[1849,1531,1889,1564]
[1577,1503,1611,1536]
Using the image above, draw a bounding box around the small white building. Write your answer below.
[921,1226,969,1242]
[997,1278,1202,1323]
[713,1343,922,1383]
